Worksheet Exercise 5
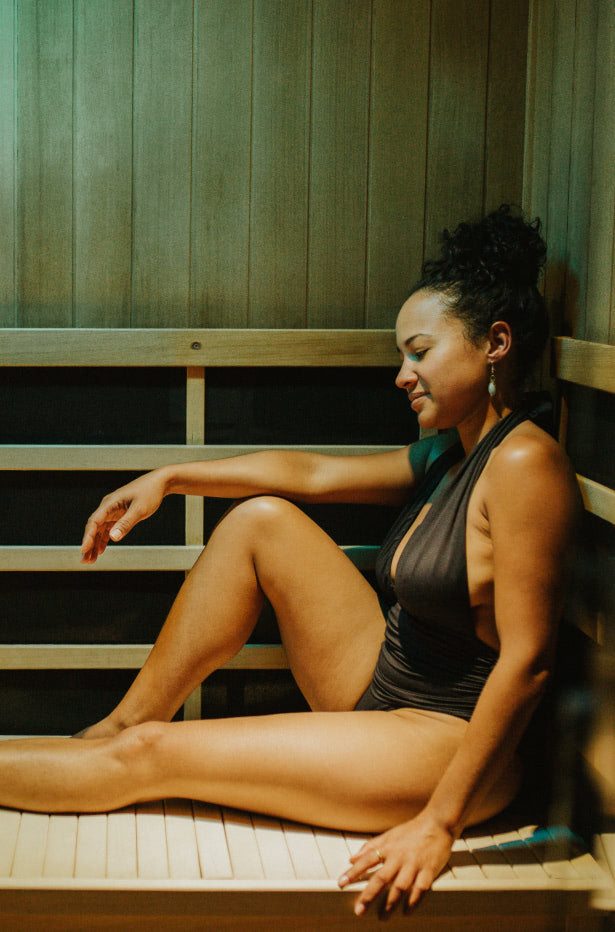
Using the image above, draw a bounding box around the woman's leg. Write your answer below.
[82,496,386,737]
[0,709,521,828]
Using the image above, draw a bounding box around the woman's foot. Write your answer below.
[72,717,122,740]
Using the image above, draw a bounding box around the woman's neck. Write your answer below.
[456,400,513,456]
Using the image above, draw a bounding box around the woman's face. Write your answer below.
[395,289,490,432]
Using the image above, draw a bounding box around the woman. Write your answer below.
[0,206,578,916]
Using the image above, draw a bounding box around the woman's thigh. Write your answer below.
[217,496,386,711]
[136,709,507,833]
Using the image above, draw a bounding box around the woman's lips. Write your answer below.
[409,392,428,411]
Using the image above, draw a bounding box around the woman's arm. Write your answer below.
[81,445,416,563]
[340,435,580,915]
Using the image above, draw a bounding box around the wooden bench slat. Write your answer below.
[0,809,21,878]
[221,808,264,880]
[0,443,399,470]
[107,808,138,880]
[577,474,615,524]
[281,821,328,881]
[75,814,107,879]
[11,813,48,879]
[164,799,201,880]
[0,643,289,671]
[0,543,379,573]
[553,336,615,393]
[252,815,296,880]
[312,828,353,880]
[136,802,169,880]
[0,328,399,368]
[43,815,78,879]
[192,802,233,880]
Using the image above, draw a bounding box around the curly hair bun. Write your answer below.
[412,204,549,386]
[439,204,546,291]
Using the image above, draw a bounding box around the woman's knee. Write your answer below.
[109,721,171,783]
[222,495,304,541]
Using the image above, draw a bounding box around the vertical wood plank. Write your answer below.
[11,812,49,878]
[523,0,555,236]
[0,0,15,326]
[183,364,205,719]
[586,0,615,343]
[564,0,598,340]
[16,0,73,326]
[74,813,108,878]
[313,827,352,879]
[192,801,233,878]
[107,807,138,879]
[249,0,312,328]
[281,820,328,879]
[483,0,529,212]
[424,0,490,256]
[365,0,430,327]
[136,801,169,878]
[0,808,20,877]
[190,0,253,328]
[222,807,264,878]
[43,814,78,877]
[132,0,193,327]
[73,0,133,327]
[185,367,205,545]
[542,0,576,341]
[522,0,556,391]
[164,798,201,879]
[252,813,295,879]
[307,0,372,329]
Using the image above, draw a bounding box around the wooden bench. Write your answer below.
[0,329,614,930]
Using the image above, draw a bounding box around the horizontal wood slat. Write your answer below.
[0,444,399,470]
[577,474,615,525]
[0,644,288,671]
[0,545,380,573]
[0,329,399,368]
[553,336,615,393]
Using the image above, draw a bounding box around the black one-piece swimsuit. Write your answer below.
[355,399,552,722]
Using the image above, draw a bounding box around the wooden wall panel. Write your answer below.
[132,0,193,327]
[190,1,252,329]
[585,0,615,344]
[564,0,598,340]
[16,0,73,326]
[249,0,312,328]
[542,0,576,340]
[525,0,615,349]
[307,0,372,329]
[365,0,430,328]
[0,0,15,326]
[6,0,530,331]
[424,0,490,257]
[484,0,528,213]
[73,0,133,328]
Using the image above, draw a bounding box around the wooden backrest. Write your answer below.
[552,336,615,823]
[0,328,399,717]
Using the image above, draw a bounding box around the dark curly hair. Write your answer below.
[410,205,548,387]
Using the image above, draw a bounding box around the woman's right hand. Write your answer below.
[80,469,167,564]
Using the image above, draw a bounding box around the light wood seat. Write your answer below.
[0,801,611,931]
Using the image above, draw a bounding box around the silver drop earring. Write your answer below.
[488,362,496,398]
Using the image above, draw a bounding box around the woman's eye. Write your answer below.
[410,349,426,361]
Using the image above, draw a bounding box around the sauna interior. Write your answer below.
[0,0,614,925]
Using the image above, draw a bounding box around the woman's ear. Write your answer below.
[486,321,513,363]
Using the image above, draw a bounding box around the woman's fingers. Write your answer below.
[80,498,135,563]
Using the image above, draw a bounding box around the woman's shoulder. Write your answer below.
[484,419,580,513]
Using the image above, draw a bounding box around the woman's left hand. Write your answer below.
[338,810,455,916]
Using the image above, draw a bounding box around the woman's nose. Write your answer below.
[395,358,418,390]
